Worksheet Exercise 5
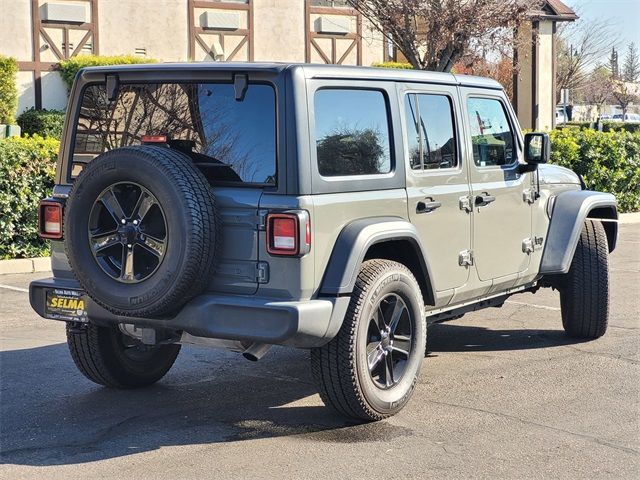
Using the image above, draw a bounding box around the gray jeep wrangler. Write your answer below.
[30,63,617,421]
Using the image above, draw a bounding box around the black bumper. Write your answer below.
[29,277,350,348]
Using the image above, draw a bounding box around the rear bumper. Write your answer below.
[29,277,350,348]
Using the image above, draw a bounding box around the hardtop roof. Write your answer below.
[79,62,504,90]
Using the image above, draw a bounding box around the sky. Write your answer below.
[563,0,640,52]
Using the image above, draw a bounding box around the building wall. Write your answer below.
[515,19,556,130]
[1,0,385,115]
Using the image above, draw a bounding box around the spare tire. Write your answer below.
[65,145,218,317]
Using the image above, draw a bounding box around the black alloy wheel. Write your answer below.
[89,182,167,283]
[366,293,413,389]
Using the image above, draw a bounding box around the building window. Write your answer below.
[311,0,350,6]
[314,89,392,177]
[404,94,457,170]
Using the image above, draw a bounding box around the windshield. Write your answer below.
[72,82,277,185]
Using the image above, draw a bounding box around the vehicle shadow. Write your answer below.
[1,322,585,466]
[427,322,587,353]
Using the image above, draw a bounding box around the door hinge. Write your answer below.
[522,236,544,255]
[459,195,472,213]
[458,249,474,267]
[257,209,268,230]
[523,189,540,204]
[256,261,270,283]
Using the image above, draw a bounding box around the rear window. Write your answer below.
[313,89,392,177]
[72,82,277,185]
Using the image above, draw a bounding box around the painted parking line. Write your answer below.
[0,284,29,293]
[505,300,561,311]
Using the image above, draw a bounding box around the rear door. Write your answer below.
[460,89,532,289]
[69,76,280,295]
[400,84,471,297]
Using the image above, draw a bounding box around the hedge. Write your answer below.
[0,135,59,259]
[372,61,413,69]
[59,55,157,91]
[0,55,18,125]
[17,108,66,139]
[557,121,640,134]
[549,129,640,212]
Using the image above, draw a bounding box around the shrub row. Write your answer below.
[549,128,640,213]
[17,108,66,139]
[59,54,157,91]
[0,55,18,125]
[557,121,640,134]
[372,61,413,69]
[0,135,59,259]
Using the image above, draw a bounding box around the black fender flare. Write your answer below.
[540,190,617,275]
[319,217,436,304]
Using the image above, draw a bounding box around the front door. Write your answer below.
[461,90,532,287]
[402,85,471,298]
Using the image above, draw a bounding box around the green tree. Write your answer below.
[622,42,640,82]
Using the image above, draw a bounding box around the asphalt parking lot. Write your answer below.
[1,223,638,479]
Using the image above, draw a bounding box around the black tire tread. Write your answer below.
[560,219,609,339]
[66,323,180,388]
[311,259,422,421]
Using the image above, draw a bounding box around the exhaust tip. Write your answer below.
[242,352,260,362]
[242,342,272,361]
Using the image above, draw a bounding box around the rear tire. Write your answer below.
[66,322,180,388]
[560,219,609,339]
[311,259,426,421]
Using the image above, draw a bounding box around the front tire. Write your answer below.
[560,219,609,339]
[311,260,426,421]
[66,322,180,388]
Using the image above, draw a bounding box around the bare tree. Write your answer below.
[580,66,612,117]
[610,79,638,117]
[348,0,540,72]
[556,19,618,99]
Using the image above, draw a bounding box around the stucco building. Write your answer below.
[1,0,386,113]
[1,0,576,130]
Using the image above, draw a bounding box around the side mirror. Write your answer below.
[524,132,550,164]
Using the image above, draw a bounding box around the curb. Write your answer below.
[0,257,51,275]
[619,212,640,225]
[1,213,638,275]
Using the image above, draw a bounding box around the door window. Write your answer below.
[404,94,457,170]
[466,97,515,167]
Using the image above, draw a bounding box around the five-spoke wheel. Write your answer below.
[366,293,413,389]
[89,182,167,283]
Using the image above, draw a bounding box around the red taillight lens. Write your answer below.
[267,214,298,255]
[266,211,310,256]
[39,201,63,239]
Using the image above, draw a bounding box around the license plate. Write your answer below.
[45,288,89,322]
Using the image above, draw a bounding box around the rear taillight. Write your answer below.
[266,211,310,256]
[38,200,63,239]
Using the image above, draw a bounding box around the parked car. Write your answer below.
[611,113,640,122]
[30,63,618,421]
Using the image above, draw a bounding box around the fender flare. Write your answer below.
[319,217,436,304]
[540,190,617,275]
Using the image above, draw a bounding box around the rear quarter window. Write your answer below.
[313,89,392,177]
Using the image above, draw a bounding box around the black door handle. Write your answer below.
[475,194,496,207]
[416,199,442,214]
